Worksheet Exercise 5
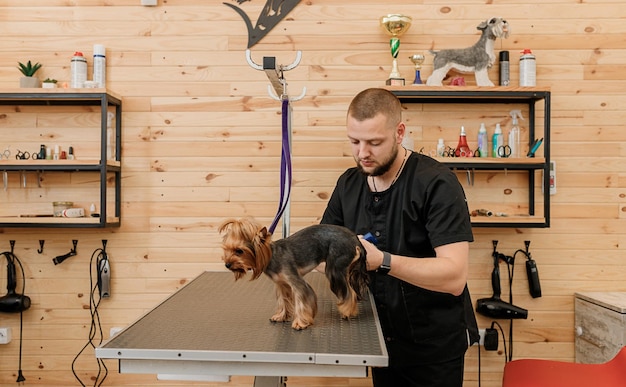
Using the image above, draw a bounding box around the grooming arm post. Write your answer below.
[246,50,306,237]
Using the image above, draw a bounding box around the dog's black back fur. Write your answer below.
[267,224,369,301]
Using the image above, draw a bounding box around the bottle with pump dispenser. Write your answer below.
[508,110,524,158]
[492,123,503,158]
[455,126,472,157]
[477,123,488,157]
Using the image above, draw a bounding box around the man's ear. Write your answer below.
[396,122,406,145]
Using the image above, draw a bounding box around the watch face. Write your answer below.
[377,265,390,275]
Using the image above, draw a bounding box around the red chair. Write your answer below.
[502,347,626,387]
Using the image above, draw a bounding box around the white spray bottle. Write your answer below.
[508,110,524,158]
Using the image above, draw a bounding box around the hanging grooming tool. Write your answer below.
[53,240,78,265]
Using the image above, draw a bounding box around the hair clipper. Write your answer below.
[97,257,111,298]
[526,258,542,298]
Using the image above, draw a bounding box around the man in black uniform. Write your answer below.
[321,88,479,387]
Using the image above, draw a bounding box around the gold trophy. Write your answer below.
[409,53,425,85]
[380,14,412,86]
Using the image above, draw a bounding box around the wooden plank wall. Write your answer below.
[0,1,625,386]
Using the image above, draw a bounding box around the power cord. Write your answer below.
[477,339,481,387]
[491,321,508,364]
[71,241,109,387]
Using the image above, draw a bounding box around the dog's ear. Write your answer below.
[477,20,488,30]
[251,226,272,279]
[258,227,270,243]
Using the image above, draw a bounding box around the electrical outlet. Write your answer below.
[478,328,486,346]
[0,327,12,344]
[141,0,157,5]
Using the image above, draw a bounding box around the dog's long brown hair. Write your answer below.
[218,218,273,280]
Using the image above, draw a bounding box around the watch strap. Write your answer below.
[378,251,392,275]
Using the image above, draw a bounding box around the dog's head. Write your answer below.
[218,217,272,281]
[478,17,510,40]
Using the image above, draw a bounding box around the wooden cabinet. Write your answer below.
[0,89,121,228]
[575,292,626,363]
[389,86,551,228]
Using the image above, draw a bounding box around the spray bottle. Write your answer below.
[455,126,472,157]
[477,123,488,157]
[492,123,503,158]
[508,110,524,158]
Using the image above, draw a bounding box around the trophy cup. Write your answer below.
[380,14,412,86]
[409,53,425,85]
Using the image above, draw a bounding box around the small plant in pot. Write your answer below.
[42,78,58,89]
[18,60,42,88]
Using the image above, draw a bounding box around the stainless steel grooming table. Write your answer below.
[96,271,388,386]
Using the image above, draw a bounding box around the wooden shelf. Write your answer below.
[0,216,120,228]
[0,159,121,170]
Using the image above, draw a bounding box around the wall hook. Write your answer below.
[53,239,78,265]
[37,240,45,254]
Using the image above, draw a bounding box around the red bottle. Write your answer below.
[455,126,472,157]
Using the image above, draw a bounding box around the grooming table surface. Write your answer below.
[96,271,387,378]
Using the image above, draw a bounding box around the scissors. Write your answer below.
[15,149,41,160]
[441,146,457,157]
[497,145,512,158]
[1,147,10,160]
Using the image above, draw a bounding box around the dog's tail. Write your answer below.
[347,244,370,301]
[428,49,439,56]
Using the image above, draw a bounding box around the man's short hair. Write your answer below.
[347,88,402,127]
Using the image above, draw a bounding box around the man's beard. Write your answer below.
[356,142,399,177]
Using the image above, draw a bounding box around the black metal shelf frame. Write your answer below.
[0,91,122,228]
[391,88,551,228]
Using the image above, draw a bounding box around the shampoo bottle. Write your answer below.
[508,110,524,158]
[455,126,472,157]
[70,52,87,88]
[492,123,503,158]
[477,123,488,157]
[93,44,106,88]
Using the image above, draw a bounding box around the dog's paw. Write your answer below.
[270,312,289,322]
[291,319,312,330]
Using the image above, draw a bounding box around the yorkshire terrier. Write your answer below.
[218,217,369,330]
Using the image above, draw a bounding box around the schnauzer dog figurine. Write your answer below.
[426,17,510,86]
[219,218,369,330]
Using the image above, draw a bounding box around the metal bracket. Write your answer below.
[246,49,306,101]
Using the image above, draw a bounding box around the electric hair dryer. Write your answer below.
[476,246,527,319]
[0,256,31,313]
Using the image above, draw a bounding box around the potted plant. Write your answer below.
[18,60,42,88]
[42,78,58,89]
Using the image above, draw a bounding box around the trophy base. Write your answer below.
[386,78,405,86]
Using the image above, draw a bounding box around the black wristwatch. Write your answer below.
[378,251,392,275]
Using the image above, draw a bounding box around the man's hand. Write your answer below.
[358,236,384,271]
